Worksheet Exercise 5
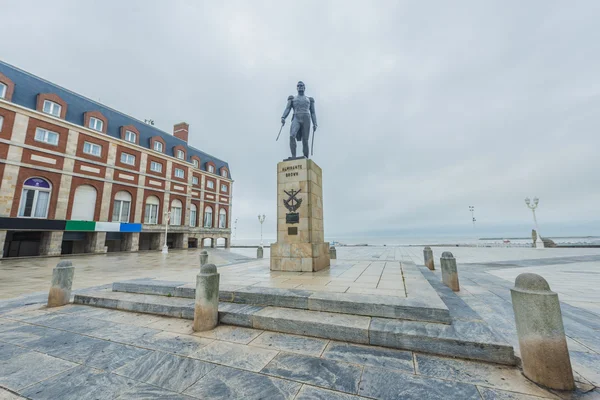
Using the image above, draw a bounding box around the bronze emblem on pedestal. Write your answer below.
[283,189,301,224]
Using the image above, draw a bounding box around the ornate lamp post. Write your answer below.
[162,209,172,254]
[257,214,266,246]
[525,197,544,249]
[469,206,476,227]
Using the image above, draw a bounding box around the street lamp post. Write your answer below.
[233,218,239,243]
[162,209,172,254]
[525,197,544,249]
[469,206,476,227]
[257,214,266,246]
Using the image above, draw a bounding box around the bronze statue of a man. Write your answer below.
[281,81,317,158]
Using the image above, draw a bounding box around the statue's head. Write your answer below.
[297,81,305,94]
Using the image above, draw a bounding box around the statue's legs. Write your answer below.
[289,135,296,158]
[289,116,302,158]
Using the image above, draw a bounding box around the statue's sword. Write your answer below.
[311,126,316,156]
[275,122,284,141]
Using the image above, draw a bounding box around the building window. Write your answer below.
[221,169,227,178]
[125,130,136,143]
[112,191,131,222]
[176,150,184,159]
[42,100,61,117]
[89,117,104,132]
[83,141,102,157]
[193,159,199,168]
[190,204,197,227]
[153,141,163,152]
[150,161,162,173]
[120,152,136,165]
[0,116,4,131]
[71,185,97,221]
[18,177,51,218]
[144,195,160,224]
[34,127,59,145]
[192,176,199,185]
[219,208,227,228]
[170,199,182,226]
[174,168,184,178]
[207,180,214,189]
[208,165,215,173]
[221,184,228,193]
[0,83,6,99]
[203,206,213,228]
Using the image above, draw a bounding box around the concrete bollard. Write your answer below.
[200,250,209,266]
[440,252,459,291]
[423,246,434,270]
[47,261,75,307]
[257,246,264,259]
[511,273,575,391]
[329,246,337,260]
[193,263,220,332]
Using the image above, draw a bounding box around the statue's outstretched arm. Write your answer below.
[309,97,317,128]
[281,96,293,122]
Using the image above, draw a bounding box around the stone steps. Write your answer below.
[74,289,515,366]
[111,279,451,324]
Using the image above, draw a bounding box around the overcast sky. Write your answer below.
[2,1,599,241]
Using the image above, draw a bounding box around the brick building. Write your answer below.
[0,61,232,258]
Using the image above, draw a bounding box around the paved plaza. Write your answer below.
[0,246,599,399]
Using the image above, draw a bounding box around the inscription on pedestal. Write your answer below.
[286,213,299,224]
[288,227,298,235]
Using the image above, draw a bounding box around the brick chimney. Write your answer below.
[173,122,189,143]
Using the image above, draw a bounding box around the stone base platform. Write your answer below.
[270,242,330,272]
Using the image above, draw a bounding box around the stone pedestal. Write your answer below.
[440,251,459,291]
[193,264,220,332]
[47,261,74,307]
[423,246,434,270]
[270,158,330,272]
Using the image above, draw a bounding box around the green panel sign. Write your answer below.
[65,220,96,231]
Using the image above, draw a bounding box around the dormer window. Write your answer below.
[154,141,163,152]
[42,100,61,117]
[89,117,103,132]
[221,169,228,178]
[0,83,7,99]
[125,130,136,143]
[208,165,215,173]
[193,159,199,168]
[177,150,184,160]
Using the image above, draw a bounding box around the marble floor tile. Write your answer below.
[115,383,196,399]
[192,325,263,344]
[359,366,481,400]
[184,365,301,400]
[323,342,414,373]
[570,351,600,387]
[415,354,558,398]
[20,366,139,400]
[262,352,363,394]
[0,387,24,400]
[135,331,214,356]
[0,319,27,333]
[0,324,58,346]
[0,345,77,391]
[145,317,196,334]
[114,351,215,393]
[477,386,555,400]
[191,340,278,372]
[295,385,367,399]
[249,332,329,356]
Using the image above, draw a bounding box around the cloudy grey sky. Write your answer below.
[2,1,599,240]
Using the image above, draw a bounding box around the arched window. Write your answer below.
[71,185,97,221]
[18,178,51,218]
[170,199,182,226]
[190,204,197,227]
[219,208,227,228]
[203,206,213,228]
[144,196,160,224]
[112,191,131,222]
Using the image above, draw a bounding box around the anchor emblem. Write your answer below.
[283,189,302,212]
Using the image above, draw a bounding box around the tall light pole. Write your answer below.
[469,206,476,227]
[162,209,172,254]
[525,197,544,249]
[257,214,266,246]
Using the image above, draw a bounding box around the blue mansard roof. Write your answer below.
[0,60,231,177]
